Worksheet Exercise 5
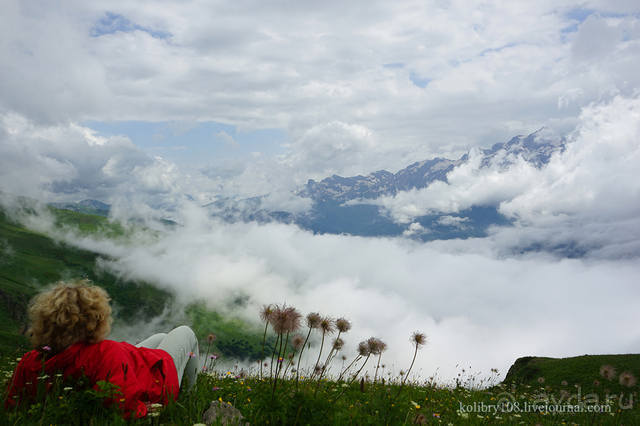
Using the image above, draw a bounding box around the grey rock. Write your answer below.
[202,400,248,425]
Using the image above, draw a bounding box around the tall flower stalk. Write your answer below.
[296,312,321,389]
[333,338,382,401]
[259,304,274,380]
[283,334,305,378]
[269,304,301,398]
[318,318,350,380]
[373,340,387,383]
[401,332,426,386]
[202,333,216,372]
[312,316,335,378]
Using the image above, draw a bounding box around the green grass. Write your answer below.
[1,356,638,425]
[187,303,276,362]
[49,208,127,239]
[504,354,640,395]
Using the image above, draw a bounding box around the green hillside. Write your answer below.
[504,354,640,394]
[0,207,267,360]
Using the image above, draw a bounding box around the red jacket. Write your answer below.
[5,340,179,418]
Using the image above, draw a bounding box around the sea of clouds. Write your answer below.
[2,96,640,383]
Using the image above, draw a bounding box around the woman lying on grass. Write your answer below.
[4,279,199,419]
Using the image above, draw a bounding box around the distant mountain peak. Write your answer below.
[302,130,564,204]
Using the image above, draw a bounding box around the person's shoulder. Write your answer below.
[91,339,130,351]
[91,340,140,357]
[17,349,41,366]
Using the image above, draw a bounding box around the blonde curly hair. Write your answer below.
[28,279,113,353]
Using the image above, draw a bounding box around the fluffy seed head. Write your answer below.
[619,371,637,387]
[599,365,616,380]
[260,304,274,323]
[411,332,427,347]
[336,318,351,333]
[367,337,384,355]
[358,340,371,356]
[270,305,302,334]
[283,306,302,332]
[306,312,322,329]
[320,317,335,334]
[291,334,305,350]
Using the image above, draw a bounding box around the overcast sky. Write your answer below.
[1,1,640,382]
[2,1,640,177]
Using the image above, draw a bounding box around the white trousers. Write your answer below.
[136,325,199,389]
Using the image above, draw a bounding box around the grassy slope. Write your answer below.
[0,208,267,360]
[504,354,640,394]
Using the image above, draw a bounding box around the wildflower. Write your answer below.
[433,413,440,418]
[210,354,217,360]
[367,337,384,355]
[260,304,274,323]
[593,379,600,386]
[320,316,335,334]
[358,341,371,356]
[332,337,345,351]
[292,334,305,350]
[306,312,322,329]
[600,365,616,380]
[336,318,351,333]
[189,352,195,358]
[561,380,568,386]
[207,333,216,343]
[411,332,427,347]
[270,305,302,333]
[63,386,72,391]
[537,377,545,384]
[42,345,51,352]
[619,371,637,387]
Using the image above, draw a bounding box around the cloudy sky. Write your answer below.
[1,0,640,382]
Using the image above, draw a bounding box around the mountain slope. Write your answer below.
[0,207,268,360]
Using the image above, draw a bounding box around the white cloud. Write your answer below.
[402,222,426,237]
[374,95,640,258]
[0,113,187,214]
[2,0,640,177]
[1,0,640,385]
[32,209,640,383]
[437,215,470,229]
[281,121,386,179]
